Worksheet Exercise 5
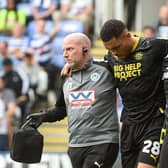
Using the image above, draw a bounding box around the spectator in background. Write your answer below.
[0,0,26,36]
[20,52,48,109]
[53,0,94,37]
[31,0,59,21]
[28,19,60,100]
[0,76,16,150]
[142,26,156,38]
[2,57,29,125]
[28,19,60,66]
[156,4,168,38]
[8,23,28,60]
[0,41,29,124]
[0,40,20,75]
[0,41,29,96]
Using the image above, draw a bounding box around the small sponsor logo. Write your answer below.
[69,90,96,107]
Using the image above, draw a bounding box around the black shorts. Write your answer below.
[67,143,119,168]
[121,114,164,168]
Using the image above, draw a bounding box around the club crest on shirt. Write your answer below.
[134,52,143,60]
[90,72,100,82]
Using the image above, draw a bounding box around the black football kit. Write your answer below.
[106,37,168,168]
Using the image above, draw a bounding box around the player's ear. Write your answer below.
[82,48,88,54]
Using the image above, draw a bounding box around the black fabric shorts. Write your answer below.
[67,143,119,168]
[121,114,164,168]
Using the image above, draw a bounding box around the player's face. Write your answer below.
[103,32,132,60]
[63,40,83,69]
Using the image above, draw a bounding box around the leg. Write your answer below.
[137,115,164,168]
[83,143,119,168]
[121,150,139,168]
[68,147,85,168]
[121,114,164,168]
[121,123,139,168]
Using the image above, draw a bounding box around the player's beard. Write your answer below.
[68,62,75,68]
[68,61,81,70]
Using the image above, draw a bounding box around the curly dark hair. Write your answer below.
[100,19,126,42]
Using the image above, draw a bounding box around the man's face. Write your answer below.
[103,32,131,60]
[63,39,84,69]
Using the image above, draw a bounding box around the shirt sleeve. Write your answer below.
[43,78,67,122]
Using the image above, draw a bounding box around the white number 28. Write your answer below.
[142,140,160,156]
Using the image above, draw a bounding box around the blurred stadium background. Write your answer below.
[0,0,168,167]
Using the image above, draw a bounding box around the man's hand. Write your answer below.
[25,111,47,129]
[61,63,72,77]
